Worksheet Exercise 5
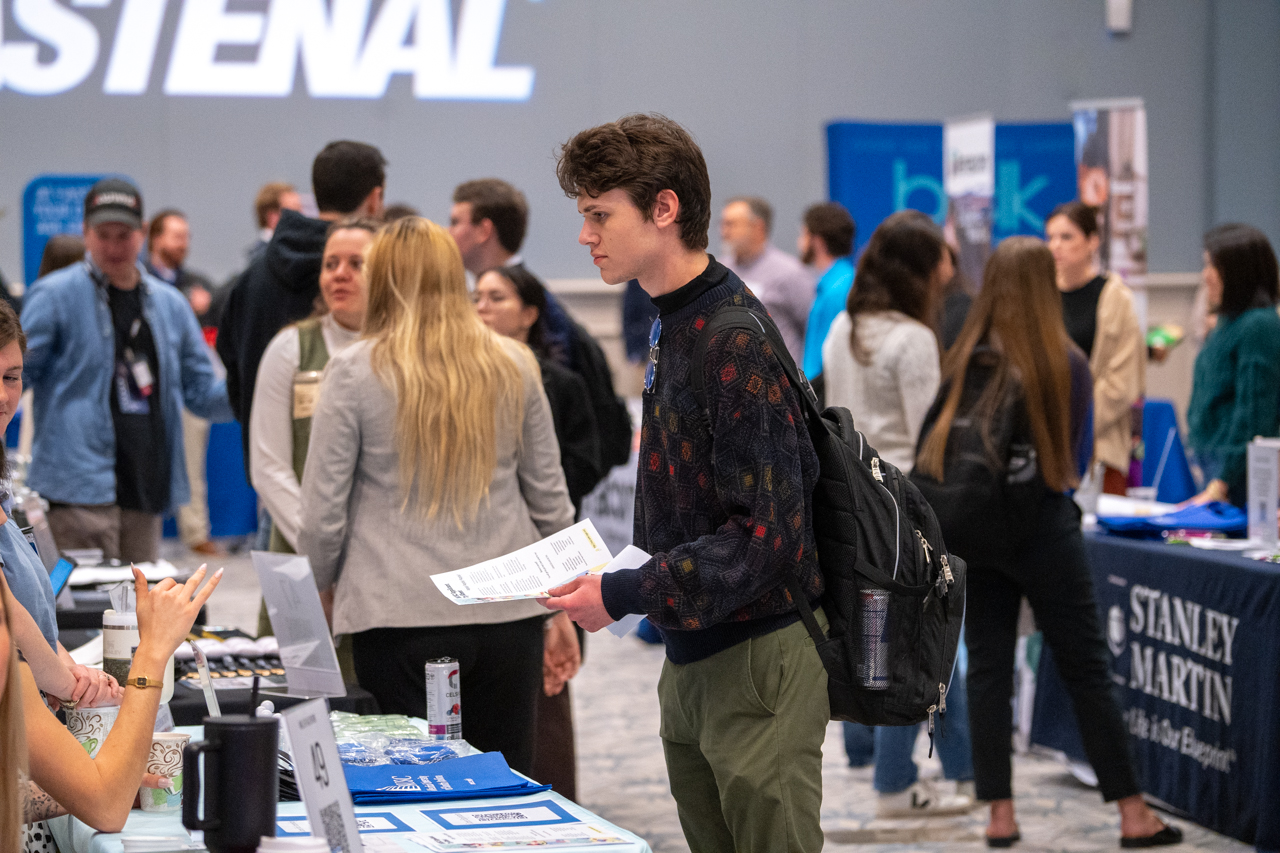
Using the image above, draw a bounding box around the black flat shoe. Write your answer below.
[986,830,1021,848]
[1120,823,1183,848]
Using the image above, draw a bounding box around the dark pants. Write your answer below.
[351,616,545,777]
[965,491,1139,803]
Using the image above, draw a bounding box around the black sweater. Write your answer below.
[600,257,822,664]
[216,210,328,464]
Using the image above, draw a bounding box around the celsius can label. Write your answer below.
[425,657,462,741]
[858,588,891,690]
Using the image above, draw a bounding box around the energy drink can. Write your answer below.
[425,657,462,741]
[858,588,891,690]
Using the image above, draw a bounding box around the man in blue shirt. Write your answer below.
[22,179,231,563]
[799,202,856,380]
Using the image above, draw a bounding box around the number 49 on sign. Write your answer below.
[282,699,363,853]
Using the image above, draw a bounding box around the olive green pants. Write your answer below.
[658,612,830,853]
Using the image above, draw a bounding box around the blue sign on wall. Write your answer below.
[22,174,108,286]
[993,123,1077,241]
[827,122,944,257]
[827,121,1076,255]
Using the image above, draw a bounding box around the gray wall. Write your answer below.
[0,0,1275,286]
[1210,0,1280,251]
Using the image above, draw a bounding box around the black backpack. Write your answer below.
[691,307,966,730]
[908,347,1044,566]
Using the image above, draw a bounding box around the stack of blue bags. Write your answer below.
[342,752,550,805]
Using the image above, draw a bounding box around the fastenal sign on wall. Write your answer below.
[0,0,533,99]
[1030,537,1280,848]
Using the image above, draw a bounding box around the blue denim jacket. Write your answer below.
[20,261,233,513]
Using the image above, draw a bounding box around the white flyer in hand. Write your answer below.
[432,519,613,604]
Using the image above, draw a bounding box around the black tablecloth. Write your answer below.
[1031,533,1280,849]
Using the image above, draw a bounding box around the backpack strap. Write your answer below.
[689,306,823,426]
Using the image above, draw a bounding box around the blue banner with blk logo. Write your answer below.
[826,121,1076,257]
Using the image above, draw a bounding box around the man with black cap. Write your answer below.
[21,178,232,563]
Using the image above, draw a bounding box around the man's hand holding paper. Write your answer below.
[542,573,613,632]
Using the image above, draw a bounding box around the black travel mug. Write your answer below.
[183,715,280,853]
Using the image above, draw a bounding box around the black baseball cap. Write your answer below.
[84,178,144,229]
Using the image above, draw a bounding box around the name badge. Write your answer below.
[129,357,154,397]
[293,370,323,420]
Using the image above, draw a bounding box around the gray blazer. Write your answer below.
[298,337,575,635]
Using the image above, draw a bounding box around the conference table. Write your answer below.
[49,727,651,853]
[1030,532,1280,850]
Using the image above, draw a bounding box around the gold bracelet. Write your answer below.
[124,676,164,690]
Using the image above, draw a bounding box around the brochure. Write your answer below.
[431,520,612,604]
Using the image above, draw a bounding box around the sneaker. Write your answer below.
[877,779,975,818]
[954,780,977,801]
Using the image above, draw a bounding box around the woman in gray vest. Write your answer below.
[250,217,377,552]
[249,218,377,654]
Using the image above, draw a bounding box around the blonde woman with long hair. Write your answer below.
[299,218,574,775]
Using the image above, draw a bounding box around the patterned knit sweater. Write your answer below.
[600,257,822,664]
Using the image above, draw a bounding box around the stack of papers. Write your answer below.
[342,753,550,805]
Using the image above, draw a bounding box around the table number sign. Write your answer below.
[282,699,363,853]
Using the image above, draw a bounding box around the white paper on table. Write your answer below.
[602,545,652,637]
[408,825,630,851]
[431,519,613,604]
[67,559,181,587]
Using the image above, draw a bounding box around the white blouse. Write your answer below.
[822,310,941,473]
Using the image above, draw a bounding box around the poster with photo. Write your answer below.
[1070,98,1149,282]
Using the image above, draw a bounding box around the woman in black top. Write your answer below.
[915,237,1178,848]
[1046,202,1145,495]
[474,266,605,511]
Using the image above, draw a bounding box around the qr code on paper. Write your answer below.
[319,801,352,853]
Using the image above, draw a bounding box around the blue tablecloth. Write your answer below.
[1031,533,1280,849]
[50,727,651,853]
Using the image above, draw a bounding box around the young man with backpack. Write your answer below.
[543,114,830,852]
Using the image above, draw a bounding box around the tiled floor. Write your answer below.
[187,538,1252,853]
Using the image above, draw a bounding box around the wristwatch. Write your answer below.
[125,676,163,690]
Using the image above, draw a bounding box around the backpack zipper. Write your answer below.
[915,529,933,565]
[870,456,883,482]
[940,553,954,586]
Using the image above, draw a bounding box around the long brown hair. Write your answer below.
[846,210,944,364]
[916,236,1078,492]
[363,217,528,528]
[0,582,28,852]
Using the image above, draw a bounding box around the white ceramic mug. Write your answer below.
[65,705,121,758]
[139,732,191,812]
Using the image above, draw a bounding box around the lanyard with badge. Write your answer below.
[87,260,154,415]
[115,316,154,415]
